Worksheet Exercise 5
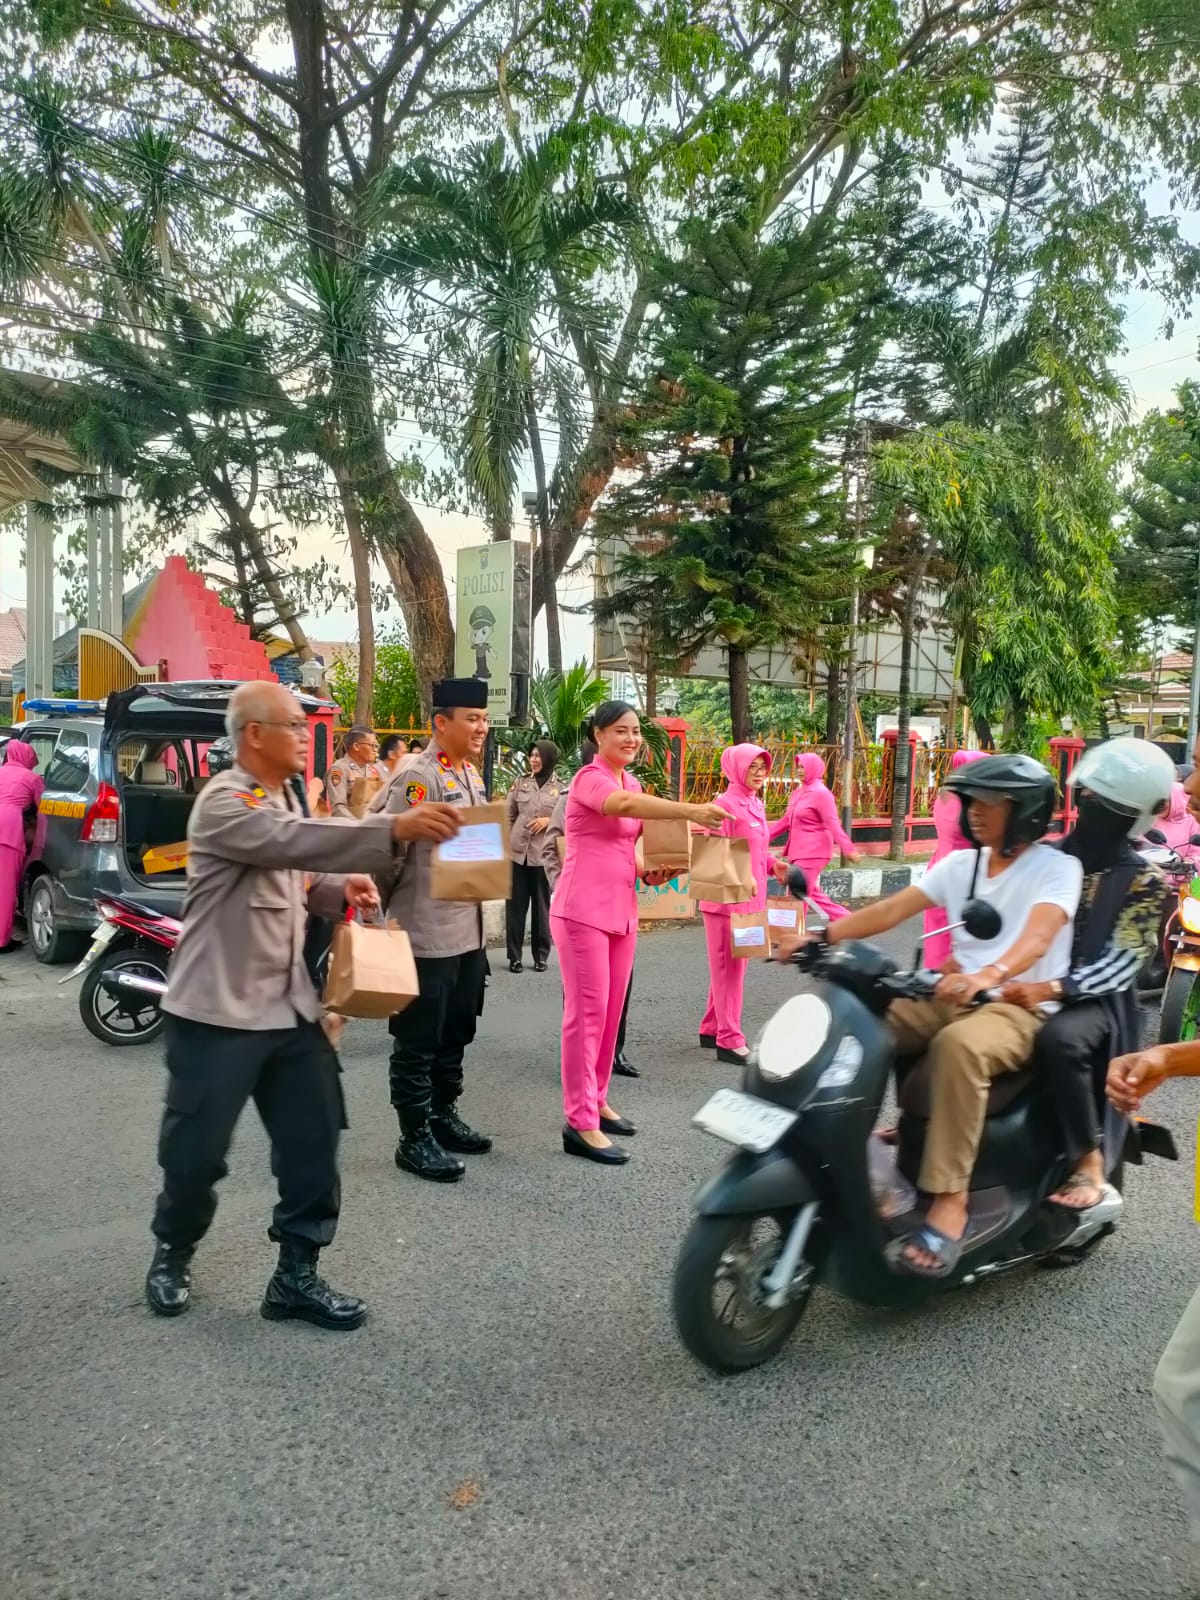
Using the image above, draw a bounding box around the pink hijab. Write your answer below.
[721,742,772,798]
[796,752,827,785]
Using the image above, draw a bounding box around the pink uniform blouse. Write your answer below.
[771,779,854,863]
[699,743,771,917]
[552,759,643,936]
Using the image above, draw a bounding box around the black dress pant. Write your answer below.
[506,862,551,964]
[388,948,488,1123]
[152,1015,345,1251]
[1033,1000,1113,1165]
[614,975,632,1061]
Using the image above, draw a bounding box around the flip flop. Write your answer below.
[885,1222,966,1280]
[1045,1173,1119,1213]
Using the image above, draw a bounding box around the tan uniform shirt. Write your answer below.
[163,764,396,1030]
[507,773,565,871]
[325,756,385,819]
[544,790,569,892]
[384,740,488,958]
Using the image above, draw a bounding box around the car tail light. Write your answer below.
[81,782,120,843]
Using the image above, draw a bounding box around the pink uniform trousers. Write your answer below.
[790,855,849,923]
[552,912,638,1131]
[0,843,22,946]
[700,911,749,1051]
[921,909,953,971]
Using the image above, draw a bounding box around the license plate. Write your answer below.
[63,920,119,981]
[693,1088,798,1153]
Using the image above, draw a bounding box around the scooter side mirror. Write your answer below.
[1145,828,1168,846]
[1190,833,1200,847]
[786,866,809,899]
[961,899,1002,941]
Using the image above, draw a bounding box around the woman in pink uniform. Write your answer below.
[698,743,786,1063]
[0,741,44,954]
[1157,782,1199,862]
[551,701,728,1165]
[770,752,860,923]
[921,747,987,967]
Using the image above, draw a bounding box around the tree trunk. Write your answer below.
[645,652,657,718]
[973,711,993,748]
[889,551,928,857]
[331,463,377,727]
[728,645,751,743]
[209,480,313,660]
[524,389,561,672]
[825,647,843,744]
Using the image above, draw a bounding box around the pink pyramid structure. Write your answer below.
[127,555,276,682]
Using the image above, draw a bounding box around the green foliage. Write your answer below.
[1121,381,1200,638]
[594,208,856,740]
[328,627,419,728]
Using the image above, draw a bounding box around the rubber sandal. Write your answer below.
[1045,1173,1115,1213]
[885,1222,966,1280]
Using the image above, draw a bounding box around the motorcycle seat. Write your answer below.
[898,1062,1038,1121]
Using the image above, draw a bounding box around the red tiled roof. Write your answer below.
[0,606,26,673]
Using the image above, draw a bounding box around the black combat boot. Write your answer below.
[395,1114,466,1182]
[145,1241,194,1317]
[260,1239,366,1331]
[430,1101,493,1154]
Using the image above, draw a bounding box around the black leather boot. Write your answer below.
[612,1051,640,1078]
[146,1242,194,1317]
[430,1102,493,1154]
[395,1116,466,1182]
[260,1239,366,1331]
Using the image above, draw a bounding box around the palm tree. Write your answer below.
[375,135,639,673]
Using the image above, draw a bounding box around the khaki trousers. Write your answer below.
[888,999,1043,1194]
[1155,1282,1200,1539]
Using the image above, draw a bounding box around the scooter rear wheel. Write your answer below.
[79,947,167,1046]
[673,1210,818,1374]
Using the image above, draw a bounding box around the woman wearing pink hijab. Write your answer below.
[921,747,988,968]
[770,752,860,923]
[0,741,44,954]
[698,742,785,1063]
[1157,782,1199,861]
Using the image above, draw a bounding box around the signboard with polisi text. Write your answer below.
[454,541,531,721]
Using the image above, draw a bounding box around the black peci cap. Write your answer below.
[432,677,489,710]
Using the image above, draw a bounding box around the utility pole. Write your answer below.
[841,421,870,838]
[1189,539,1200,759]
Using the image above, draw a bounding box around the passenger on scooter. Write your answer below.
[793,755,1082,1278]
[999,740,1174,1214]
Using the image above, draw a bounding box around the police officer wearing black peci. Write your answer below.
[146,680,461,1330]
[385,678,493,1182]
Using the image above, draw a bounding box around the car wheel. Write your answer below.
[27,877,85,966]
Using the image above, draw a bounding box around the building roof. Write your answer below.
[0,370,97,512]
[0,606,26,673]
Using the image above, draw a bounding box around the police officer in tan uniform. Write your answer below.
[385,678,492,1182]
[505,740,563,972]
[324,725,384,818]
[146,681,460,1328]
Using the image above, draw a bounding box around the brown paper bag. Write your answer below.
[729,911,770,960]
[322,918,420,1019]
[688,834,754,903]
[637,874,695,920]
[766,898,805,954]
[429,801,512,901]
[348,771,383,819]
[640,818,692,875]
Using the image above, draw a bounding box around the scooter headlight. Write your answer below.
[757,994,832,1080]
[1180,896,1200,935]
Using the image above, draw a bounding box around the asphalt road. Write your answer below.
[3,922,1200,1600]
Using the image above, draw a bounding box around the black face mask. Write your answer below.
[1065,793,1135,872]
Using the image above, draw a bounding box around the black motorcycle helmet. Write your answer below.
[945,752,1056,857]
[207,736,234,775]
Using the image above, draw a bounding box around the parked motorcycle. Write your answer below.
[64,894,178,1046]
[672,868,1176,1374]
[1138,827,1200,994]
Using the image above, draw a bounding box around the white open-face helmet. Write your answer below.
[1068,738,1177,837]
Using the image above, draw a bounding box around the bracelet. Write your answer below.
[985,961,1010,979]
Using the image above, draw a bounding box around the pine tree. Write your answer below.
[594,209,855,742]
[1124,382,1200,642]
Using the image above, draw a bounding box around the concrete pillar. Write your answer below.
[99,499,111,637]
[85,499,100,629]
[25,501,55,700]
[107,471,124,638]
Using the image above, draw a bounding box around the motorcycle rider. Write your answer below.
[999,740,1174,1212]
[790,755,1082,1277]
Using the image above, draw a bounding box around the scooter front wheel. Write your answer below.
[1160,965,1200,1045]
[673,1210,818,1374]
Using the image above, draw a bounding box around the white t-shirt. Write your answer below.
[921,844,1083,986]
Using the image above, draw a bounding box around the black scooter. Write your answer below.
[673,870,1177,1374]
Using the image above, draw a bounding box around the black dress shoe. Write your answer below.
[508,960,524,973]
[563,1126,630,1165]
[261,1240,366,1331]
[599,1112,636,1137]
[145,1241,193,1317]
[612,1052,640,1078]
[395,1123,466,1182]
[699,1032,717,1050]
[533,960,549,972]
[716,1045,751,1066]
[430,1103,493,1154]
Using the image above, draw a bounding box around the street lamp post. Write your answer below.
[1189,539,1200,759]
[841,542,875,838]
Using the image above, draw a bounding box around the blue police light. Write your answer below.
[21,699,107,715]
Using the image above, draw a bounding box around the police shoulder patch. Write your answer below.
[328,767,345,787]
[233,790,263,809]
[404,781,427,805]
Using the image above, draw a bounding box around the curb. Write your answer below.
[804,860,928,904]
